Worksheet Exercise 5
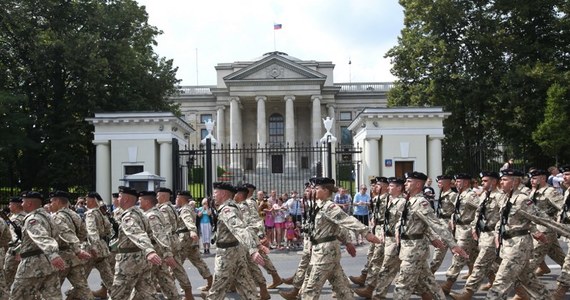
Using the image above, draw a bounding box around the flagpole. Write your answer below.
[274,28,276,51]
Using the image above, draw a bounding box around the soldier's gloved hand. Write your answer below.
[364,232,381,244]
[451,246,469,259]
[163,256,176,268]
[251,252,265,266]
[345,242,356,257]
[51,256,66,271]
[147,252,162,265]
[430,239,445,250]
[190,232,199,242]
[532,231,547,243]
[76,250,92,260]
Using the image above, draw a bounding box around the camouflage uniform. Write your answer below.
[140,207,178,299]
[245,196,280,276]
[10,207,61,300]
[556,187,570,288]
[362,193,388,288]
[429,189,457,273]
[109,206,156,300]
[237,198,267,287]
[0,219,11,300]
[53,207,93,300]
[393,193,458,300]
[303,199,369,300]
[485,189,550,299]
[175,203,211,291]
[84,206,114,291]
[3,211,26,287]
[206,200,260,300]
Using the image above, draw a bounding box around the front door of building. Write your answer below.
[395,161,414,178]
[271,154,283,173]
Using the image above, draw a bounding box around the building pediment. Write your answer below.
[223,54,326,86]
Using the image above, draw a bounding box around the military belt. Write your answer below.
[400,233,423,240]
[176,228,190,234]
[116,247,142,253]
[310,236,337,245]
[438,214,451,220]
[562,218,570,225]
[480,225,493,232]
[216,241,239,249]
[455,219,474,226]
[20,249,44,258]
[385,231,395,237]
[59,245,71,251]
[503,229,529,240]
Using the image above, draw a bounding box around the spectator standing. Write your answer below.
[273,197,287,250]
[353,184,371,244]
[334,188,353,215]
[284,216,296,249]
[548,166,565,194]
[286,191,303,223]
[75,197,87,220]
[197,198,212,254]
[500,158,514,171]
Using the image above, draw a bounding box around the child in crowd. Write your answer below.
[285,215,296,249]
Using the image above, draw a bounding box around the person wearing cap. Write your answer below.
[392,171,468,299]
[174,190,212,297]
[82,192,114,298]
[441,173,480,294]
[3,196,26,287]
[355,177,407,298]
[429,174,458,273]
[450,171,506,299]
[204,182,267,300]
[301,177,380,299]
[109,186,162,300]
[526,169,566,279]
[48,190,93,300]
[9,191,66,300]
[137,191,181,300]
[553,165,570,299]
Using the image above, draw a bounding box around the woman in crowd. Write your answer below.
[197,198,213,254]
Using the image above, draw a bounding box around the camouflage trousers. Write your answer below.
[110,252,154,300]
[151,260,179,299]
[206,246,257,300]
[10,272,60,300]
[292,238,312,289]
[430,244,448,273]
[557,244,570,287]
[261,250,278,274]
[446,233,478,281]
[528,231,565,271]
[3,250,18,287]
[59,263,94,300]
[84,255,114,289]
[361,242,375,275]
[486,235,550,300]
[173,244,210,290]
[302,262,353,300]
[465,232,499,291]
[364,230,385,287]
[374,237,400,298]
[0,266,8,300]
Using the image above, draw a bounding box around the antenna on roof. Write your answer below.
[195,48,199,85]
[349,57,352,83]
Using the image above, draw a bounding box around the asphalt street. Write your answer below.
[62,242,566,299]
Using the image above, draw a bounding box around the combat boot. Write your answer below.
[420,291,433,300]
[349,273,367,286]
[199,275,213,291]
[449,288,475,300]
[551,284,568,300]
[279,287,300,300]
[461,265,473,280]
[480,273,495,291]
[91,285,108,298]
[510,286,530,300]
[535,260,551,276]
[353,285,374,299]
[282,276,294,285]
[267,271,283,289]
[183,288,195,300]
[440,279,454,295]
[259,283,271,300]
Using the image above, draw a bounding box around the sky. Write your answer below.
[135,0,405,86]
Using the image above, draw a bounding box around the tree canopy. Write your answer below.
[386,0,569,174]
[0,0,180,192]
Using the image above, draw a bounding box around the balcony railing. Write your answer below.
[175,86,215,96]
[335,82,394,92]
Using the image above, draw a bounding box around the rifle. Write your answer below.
[209,196,218,244]
[497,189,514,257]
[559,191,570,224]
[383,194,391,236]
[531,188,539,205]
[436,189,443,218]
[0,211,22,244]
[452,183,464,227]
[475,188,492,239]
[301,191,309,233]
[100,206,120,241]
[397,193,411,255]
[371,186,384,235]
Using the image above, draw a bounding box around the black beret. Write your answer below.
[454,173,472,180]
[388,177,405,185]
[304,182,311,188]
[118,186,138,197]
[479,171,500,180]
[405,171,428,181]
[376,177,389,184]
[423,186,435,195]
[436,174,453,181]
[156,187,173,194]
[560,165,570,173]
[243,183,256,190]
[138,191,156,197]
[528,169,549,177]
[49,190,70,199]
[500,169,525,178]
[370,177,377,184]
[235,185,249,194]
[9,196,22,203]
[86,192,102,201]
[112,193,119,198]
[177,191,192,198]
[309,177,335,186]
[21,191,44,200]
[213,182,236,194]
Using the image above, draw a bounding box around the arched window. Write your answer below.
[268,113,284,145]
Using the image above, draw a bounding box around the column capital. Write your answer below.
[156,139,172,144]
[284,95,295,102]
[256,95,267,102]
[311,95,322,101]
[93,140,110,146]
[326,103,336,109]
[216,105,226,111]
[428,135,445,140]
[230,96,240,103]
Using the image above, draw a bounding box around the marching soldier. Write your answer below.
[174,191,211,298]
[205,182,267,300]
[109,186,162,300]
[10,191,66,300]
[3,196,26,287]
[0,203,11,300]
[48,190,93,300]
[393,171,468,299]
[138,191,181,300]
[450,171,505,299]
[552,165,570,299]
[429,174,457,273]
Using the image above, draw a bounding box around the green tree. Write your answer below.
[0,0,180,191]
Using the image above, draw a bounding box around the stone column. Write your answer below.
[284,95,296,169]
[311,95,322,145]
[364,137,380,186]
[256,96,268,171]
[216,105,225,145]
[428,135,443,195]
[158,140,173,189]
[229,97,242,170]
[95,141,111,205]
[327,104,336,137]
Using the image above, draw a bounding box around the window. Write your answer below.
[268,113,285,145]
[341,126,353,145]
[200,114,212,123]
[124,165,143,175]
[339,111,352,121]
[201,129,208,139]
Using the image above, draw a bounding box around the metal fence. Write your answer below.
[173,142,362,199]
